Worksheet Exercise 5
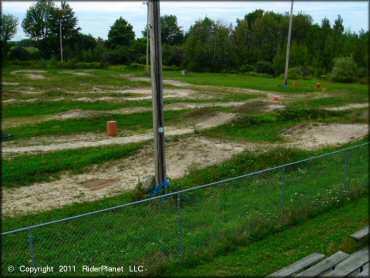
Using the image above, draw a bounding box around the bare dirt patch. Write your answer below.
[74,97,96,102]
[2,81,19,86]
[9,87,44,95]
[283,123,368,149]
[63,71,92,76]
[196,112,235,129]
[11,70,47,74]
[235,100,285,114]
[11,70,47,80]
[3,99,18,104]
[166,101,245,110]
[80,178,119,191]
[2,112,236,155]
[121,74,192,87]
[2,136,263,216]
[24,74,46,80]
[323,103,369,111]
[50,109,102,120]
[163,79,191,87]
[3,98,39,104]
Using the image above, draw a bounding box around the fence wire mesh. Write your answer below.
[1,143,368,276]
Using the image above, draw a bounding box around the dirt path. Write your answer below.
[2,136,264,216]
[10,70,47,80]
[323,103,369,111]
[2,81,19,86]
[283,123,368,149]
[121,74,192,87]
[2,112,235,155]
[2,122,368,216]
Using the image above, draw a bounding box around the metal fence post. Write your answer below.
[28,228,37,276]
[281,166,286,220]
[177,192,183,267]
[344,149,349,192]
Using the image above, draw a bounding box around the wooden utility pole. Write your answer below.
[59,19,63,62]
[284,0,294,87]
[59,1,64,62]
[149,0,166,186]
[145,1,150,75]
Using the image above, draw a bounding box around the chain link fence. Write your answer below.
[1,143,368,276]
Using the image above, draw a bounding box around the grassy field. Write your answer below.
[3,110,191,140]
[1,67,369,276]
[2,142,368,276]
[2,142,146,188]
[165,195,369,277]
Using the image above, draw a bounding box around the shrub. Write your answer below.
[162,65,180,71]
[103,46,129,65]
[8,46,32,61]
[287,65,314,80]
[126,63,145,71]
[329,56,360,83]
[239,64,255,73]
[74,62,107,69]
[255,60,273,75]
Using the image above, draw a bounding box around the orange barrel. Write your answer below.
[273,96,280,104]
[107,121,117,137]
[316,83,321,88]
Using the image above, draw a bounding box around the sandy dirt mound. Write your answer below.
[50,109,101,120]
[11,70,47,74]
[235,101,285,114]
[3,98,39,103]
[8,87,44,95]
[2,112,236,155]
[284,123,368,149]
[3,99,18,104]
[166,102,245,110]
[74,97,96,102]
[70,88,200,102]
[265,104,286,112]
[24,74,46,80]
[120,89,199,101]
[11,70,46,80]
[62,71,92,76]
[121,74,192,87]
[163,79,191,87]
[196,112,235,129]
[2,136,262,216]
[2,81,19,86]
[323,103,369,111]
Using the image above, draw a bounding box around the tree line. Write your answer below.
[1,0,368,82]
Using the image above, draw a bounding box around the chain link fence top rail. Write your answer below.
[1,142,369,276]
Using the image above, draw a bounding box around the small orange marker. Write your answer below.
[273,96,280,104]
[107,121,117,137]
[316,83,321,88]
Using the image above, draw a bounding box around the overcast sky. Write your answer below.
[2,1,369,41]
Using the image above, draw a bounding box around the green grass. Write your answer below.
[3,110,189,140]
[163,71,318,92]
[3,140,367,228]
[2,142,367,277]
[2,142,146,188]
[163,71,368,94]
[1,68,369,276]
[164,195,369,277]
[292,91,368,109]
[2,100,152,119]
[1,68,149,92]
